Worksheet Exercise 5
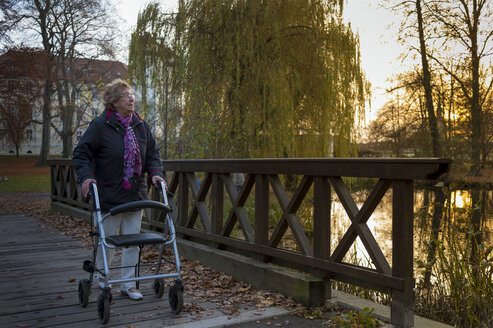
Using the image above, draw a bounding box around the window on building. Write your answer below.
[25,129,33,141]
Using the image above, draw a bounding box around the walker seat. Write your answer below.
[105,233,167,248]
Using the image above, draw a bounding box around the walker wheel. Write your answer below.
[168,284,183,314]
[78,279,90,307]
[97,293,111,324]
[153,278,164,298]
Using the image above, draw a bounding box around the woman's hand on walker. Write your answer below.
[81,178,97,198]
[151,175,167,189]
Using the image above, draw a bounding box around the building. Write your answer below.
[0,49,127,155]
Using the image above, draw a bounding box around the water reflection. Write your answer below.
[329,187,493,276]
[453,190,469,208]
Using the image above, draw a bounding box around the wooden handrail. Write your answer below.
[48,157,451,328]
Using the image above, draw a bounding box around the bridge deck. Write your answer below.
[0,213,287,328]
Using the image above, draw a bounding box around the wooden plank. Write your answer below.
[331,179,391,263]
[185,172,211,232]
[221,173,254,242]
[3,290,195,327]
[60,165,68,198]
[313,176,330,259]
[265,176,313,264]
[330,177,391,274]
[176,226,404,290]
[267,175,313,256]
[50,203,91,225]
[255,175,269,245]
[159,158,451,180]
[167,171,179,194]
[1,213,253,328]
[211,173,224,234]
[178,172,188,227]
[391,180,415,327]
[50,165,57,197]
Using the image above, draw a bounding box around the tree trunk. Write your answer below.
[164,71,169,160]
[416,0,441,157]
[62,133,73,158]
[61,102,75,158]
[34,0,52,167]
[458,0,483,176]
[469,35,482,176]
[36,81,51,167]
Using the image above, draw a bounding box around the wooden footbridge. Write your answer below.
[0,212,289,327]
[44,158,449,328]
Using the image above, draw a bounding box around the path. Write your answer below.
[0,213,289,328]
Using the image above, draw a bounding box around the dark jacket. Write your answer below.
[73,108,163,211]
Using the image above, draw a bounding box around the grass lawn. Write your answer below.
[0,155,51,192]
[0,175,50,192]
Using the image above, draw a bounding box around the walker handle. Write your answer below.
[109,200,171,216]
[89,182,101,212]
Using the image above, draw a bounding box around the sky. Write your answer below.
[113,0,405,122]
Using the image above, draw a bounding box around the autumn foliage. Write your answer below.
[0,48,43,156]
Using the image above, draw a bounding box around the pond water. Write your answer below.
[329,187,493,278]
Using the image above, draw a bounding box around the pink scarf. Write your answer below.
[115,112,142,190]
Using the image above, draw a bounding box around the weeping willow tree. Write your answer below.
[129,0,369,159]
[128,2,183,159]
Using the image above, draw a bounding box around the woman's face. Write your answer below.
[113,87,135,118]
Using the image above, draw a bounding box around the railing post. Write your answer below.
[313,176,332,300]
[313,176,330,260]
[211,173,224,234]
[178,172,189,227]
[255,174,269,245]
[392,180,414,328]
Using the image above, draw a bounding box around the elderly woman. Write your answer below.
[73,78,165,301]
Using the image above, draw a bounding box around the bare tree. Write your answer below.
[424,0,493,175]
[1,0,120,162]
[367,95,422,156]
[385,0,442,157]
[49,0,119,157]
[0,0,22,45]
[415,0,441,157]
[385,0,493,174]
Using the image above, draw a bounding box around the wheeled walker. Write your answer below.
[78,181,184,324]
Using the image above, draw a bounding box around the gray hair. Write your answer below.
[102,78,131,110]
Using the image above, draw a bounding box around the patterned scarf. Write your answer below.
[115,111,142,190]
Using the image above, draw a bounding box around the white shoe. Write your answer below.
[121,288,143,300]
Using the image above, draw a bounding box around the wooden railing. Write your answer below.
[48,158,451,328]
